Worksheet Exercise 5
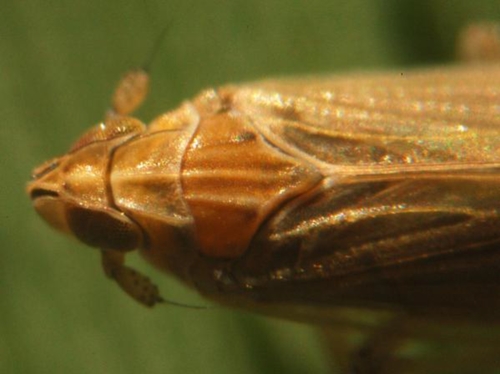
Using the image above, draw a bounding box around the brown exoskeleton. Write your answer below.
[28,23,500,373]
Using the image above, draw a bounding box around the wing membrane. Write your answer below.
[229,64,500,172]
[221,65,500,316]
[234,173,500,316]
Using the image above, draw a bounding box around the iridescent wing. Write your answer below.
[220,64,500,318]
[210,64,500,373]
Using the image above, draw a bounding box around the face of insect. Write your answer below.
[27,116,146,252]
[26,103,205,306]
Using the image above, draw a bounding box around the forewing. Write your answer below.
[223,64,500,317]
[229,64,500,171]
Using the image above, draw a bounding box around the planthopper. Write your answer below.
[27,23,500,373]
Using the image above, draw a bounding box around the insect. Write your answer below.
[27,23,500,372]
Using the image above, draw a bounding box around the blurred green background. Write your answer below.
[2,1,500,373]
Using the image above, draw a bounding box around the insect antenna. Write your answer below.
[107,21,172,118]
[141,21,173,73]
[158,298,214,310]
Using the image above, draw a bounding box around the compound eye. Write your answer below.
[66,205,142,251]
[69,117,145,153]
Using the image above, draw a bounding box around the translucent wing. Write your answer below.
[215,64,500,318]
[197,65,500,373]
[231,64,500,170]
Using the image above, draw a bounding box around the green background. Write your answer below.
[2,1,500,373]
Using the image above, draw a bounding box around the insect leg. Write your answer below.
[349,317,406,374]
[340,316,500,373]
[322,315,415,374]
[457,22,500,62]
